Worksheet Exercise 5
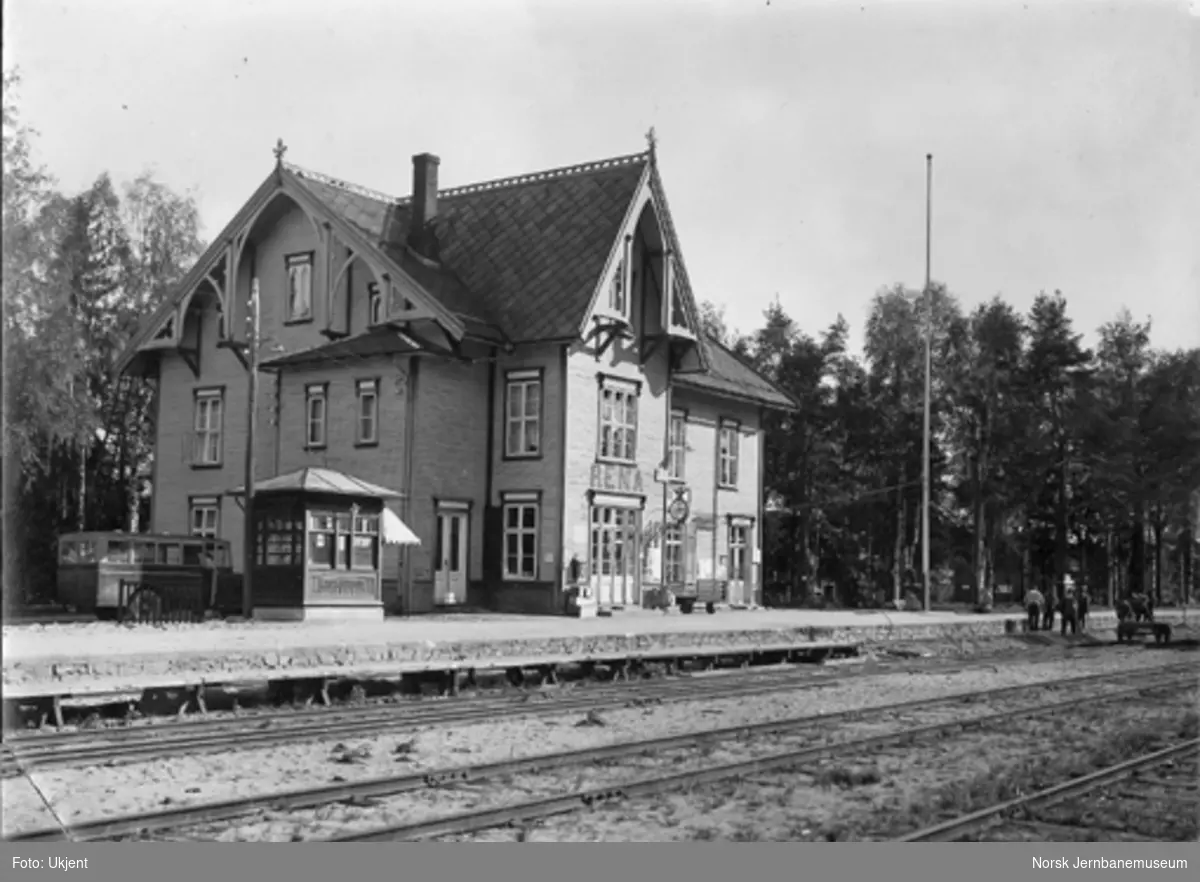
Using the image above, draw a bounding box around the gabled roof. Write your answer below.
[290,153,649,342]
[675,336,799,412]
[227,467,404,499]
[120,146,794,412]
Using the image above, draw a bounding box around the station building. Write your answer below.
[115,143,796,616]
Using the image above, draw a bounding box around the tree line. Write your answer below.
[3,69,1197,611]
[3,71,205,602]
[701,279,1200,610]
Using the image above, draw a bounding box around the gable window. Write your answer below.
[718,420,740,489]
[356,379,379,446]
[502,493,539,580]
[609,257,627,317]
[305,384,328,448]
[285,252,314,323]
[189,497,220,538]
[663,524,684,585]
[504,370,542,458]
[192,388,224,467]
[668,409,687,481]
[368,282,384,326]
[598,377,638,462]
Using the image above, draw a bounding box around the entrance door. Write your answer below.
[434,511,468,605]
[590,506,638,608]
[728,523,749,606]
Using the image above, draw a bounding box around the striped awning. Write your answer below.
[382,508,421,546]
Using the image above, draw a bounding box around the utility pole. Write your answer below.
[922,154,933,613]
[241,277,260,618]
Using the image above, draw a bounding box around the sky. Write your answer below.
[6,0,1199,357]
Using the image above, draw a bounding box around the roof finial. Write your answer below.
[645,126,658,160]
[273,138,288,166]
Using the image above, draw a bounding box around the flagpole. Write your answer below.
[922,154,933,613]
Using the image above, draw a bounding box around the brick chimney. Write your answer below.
[408,153,440,258]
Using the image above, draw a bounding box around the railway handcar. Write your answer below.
[56,532,236,620]
[672,578,726,614]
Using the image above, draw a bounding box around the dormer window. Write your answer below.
[609,257,627,317]
[368,283,384,326]
[669,277,688,330]
[285,252,314,323]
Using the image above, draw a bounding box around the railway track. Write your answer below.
[4,648,1149,778]
[9,662,1193,843]
[898,738,1200,842]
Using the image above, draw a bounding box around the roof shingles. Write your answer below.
[129,150,793,411]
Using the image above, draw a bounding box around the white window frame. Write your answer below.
[718,419,740,489]
[598,377,639,463]
[305,384,328,449]
[504,370,542,458]
[668,409,687,481]
[189,497,220,538]
[285,252,314,322]
[502,493,539,581]
[356,379,379,445]
[192,389,224,466]
[368,282,384,327]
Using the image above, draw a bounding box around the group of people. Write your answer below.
[1025,577,1090,635]
[1025,578,1157,635]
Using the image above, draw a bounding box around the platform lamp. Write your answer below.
[241,277,260,618]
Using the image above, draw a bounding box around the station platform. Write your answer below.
[0,606,1180,702]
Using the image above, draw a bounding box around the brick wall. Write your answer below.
[671,388,763,604]
[152,198,364,573]
[408,356,490,611]
[489,344,567,586]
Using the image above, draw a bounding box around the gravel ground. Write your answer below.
[457,688,1197,842]
[2,645,1191,838]
[174,675,1189,842]
[980,751,1198,842]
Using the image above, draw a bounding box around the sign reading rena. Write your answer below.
[309,575,378,602]
[589,463,645,495]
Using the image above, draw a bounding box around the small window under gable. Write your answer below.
[368,283,384,326]
[669,272,690,333]
[609,257,627,318]
[286,252,314,323]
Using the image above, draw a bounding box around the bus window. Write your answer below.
[216,546,231,568]
[158,543,182,566]
[183,544,203,566]
[76,541,96,564]
[60,541,78,564]
[133,542,155,564]
[104,541,133,564]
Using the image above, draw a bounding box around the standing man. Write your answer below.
[1026,585,1045,632]
[1059,585,1079,637]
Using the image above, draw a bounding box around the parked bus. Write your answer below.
[57,532,237,620]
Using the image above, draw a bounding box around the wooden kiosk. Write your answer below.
[228,467,419,622]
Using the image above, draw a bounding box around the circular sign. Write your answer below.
[667,495,690,525]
